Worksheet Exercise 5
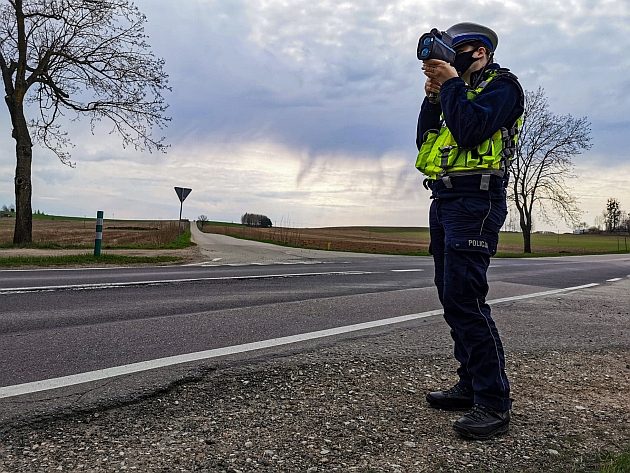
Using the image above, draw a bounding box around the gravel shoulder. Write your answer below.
[0,280,628,472]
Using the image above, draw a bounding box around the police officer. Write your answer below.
[416,22,524,440]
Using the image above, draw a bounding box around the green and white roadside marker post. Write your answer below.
[94,210,104,256]
[174,187,192,234]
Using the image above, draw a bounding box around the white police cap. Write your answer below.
[446,22,498,52]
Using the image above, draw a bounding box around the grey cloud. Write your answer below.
[1,0,629,229]
[131,0,630,167]
[2,0,628,169]
[137,0,423,158]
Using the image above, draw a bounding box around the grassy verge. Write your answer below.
[0,241,89,249]
[0,254,183,268]
[600,449,630,472]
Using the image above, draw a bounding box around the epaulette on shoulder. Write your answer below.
[491,67,519,82]
[492,67,524,95]
[489,67,524,97]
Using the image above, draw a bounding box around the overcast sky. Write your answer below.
[1,0,629,230]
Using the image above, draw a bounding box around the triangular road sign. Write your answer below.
[174,187,192,202]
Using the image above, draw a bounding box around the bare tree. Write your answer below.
[0,0,170,244]
[594,214,605,232]
[604,198,622,233]
[509,87,592,253]
[197,214,208,229]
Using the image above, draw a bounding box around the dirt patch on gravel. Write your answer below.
[0,347,627,472]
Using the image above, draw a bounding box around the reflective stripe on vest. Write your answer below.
[415,70,523,181]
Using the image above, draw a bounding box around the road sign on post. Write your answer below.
[174,187,192,234]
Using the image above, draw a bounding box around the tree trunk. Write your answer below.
[12,112,33,245]
[522,227,532,254]
[520,212,532,254]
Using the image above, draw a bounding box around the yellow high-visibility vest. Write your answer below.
[415,69,523,181]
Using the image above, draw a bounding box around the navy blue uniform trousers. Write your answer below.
[429,194,511,411]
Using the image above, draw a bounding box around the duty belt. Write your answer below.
[423,170,506,191]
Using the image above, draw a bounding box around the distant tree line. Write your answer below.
[1,204,47,217]
[572,198,630,234]
[241,213,272,228]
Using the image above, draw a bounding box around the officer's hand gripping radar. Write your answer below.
[417,28,456,103]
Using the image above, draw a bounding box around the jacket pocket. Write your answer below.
[415,129,439,174]
[446,238,492,297]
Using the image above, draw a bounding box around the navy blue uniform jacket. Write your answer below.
[416,63,524,199]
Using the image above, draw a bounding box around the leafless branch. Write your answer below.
[1,0,171,163]
[509,87,592,252]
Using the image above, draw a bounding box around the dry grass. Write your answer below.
[202,224,426,254]
[0,217,189,248]
[201,223,630,256]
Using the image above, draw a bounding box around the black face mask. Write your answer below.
[453,50,479,75]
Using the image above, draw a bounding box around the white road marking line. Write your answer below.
[606,278,622,282]
[184,257,225,267]
[0,282,601,399]
[488,283,599,303]
[391,269,424,272]
[0,271,375,295]
[185,260,328,268]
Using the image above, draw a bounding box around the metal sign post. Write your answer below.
[174,187,192,234]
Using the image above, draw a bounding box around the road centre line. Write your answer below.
[0,271,375,294]
[0,282,600,399]
[391,269,424,272]
[606,278,622,282]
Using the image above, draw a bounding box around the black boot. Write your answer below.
[426,384,474,410]
[453,404,510,440]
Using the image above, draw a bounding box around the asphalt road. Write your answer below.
[1,252,629,397]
